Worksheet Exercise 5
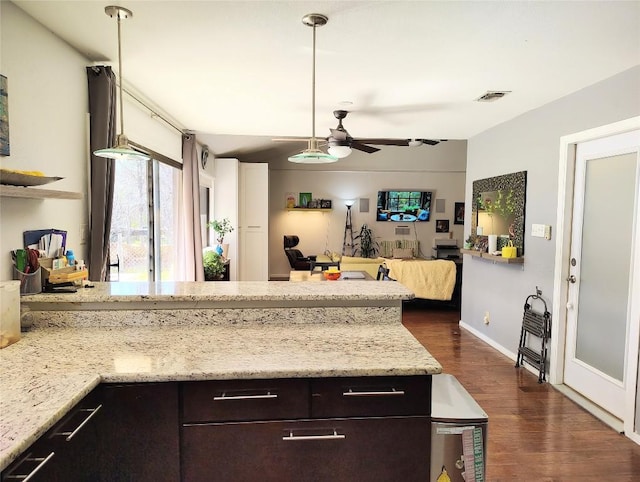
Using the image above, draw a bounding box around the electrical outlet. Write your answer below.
[483,311,490,325]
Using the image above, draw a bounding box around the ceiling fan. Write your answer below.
[275,109,442,159]
[326,110,441,158]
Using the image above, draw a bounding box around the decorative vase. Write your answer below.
[488,234,498,254]
[221,243,230,259]
[215,244,223,256]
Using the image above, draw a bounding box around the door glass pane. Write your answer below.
[576,153,636,381]
[111,159,150,281]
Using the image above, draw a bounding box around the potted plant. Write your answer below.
[464,234,476,250]
[203,250,226,280]
[207,218,234,257]
[354,223,379,258]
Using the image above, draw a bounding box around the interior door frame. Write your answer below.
[551,116,640,441]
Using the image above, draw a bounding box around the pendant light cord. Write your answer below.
[311,22,316,141]
[117,13,125,137]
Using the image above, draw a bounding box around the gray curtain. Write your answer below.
[181,133,204,281]
[86,66,116,281]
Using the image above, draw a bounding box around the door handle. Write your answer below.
[567,275,576,283]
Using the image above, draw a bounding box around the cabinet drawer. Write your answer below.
[182,417,430,482]
[182,379,309,422]
[311,375,431,418]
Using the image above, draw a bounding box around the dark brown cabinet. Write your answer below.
[181,376,432,482]
[98,383,180,481]
[1,389,103,482]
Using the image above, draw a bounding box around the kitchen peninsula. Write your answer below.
[1,281,442,480]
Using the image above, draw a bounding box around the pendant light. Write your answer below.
[288,14,338,164]
[94,6,150,162]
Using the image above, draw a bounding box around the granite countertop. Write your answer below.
[20,280,415,305]
[0,321,440,470]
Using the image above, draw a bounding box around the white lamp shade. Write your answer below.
[327,145,352,158]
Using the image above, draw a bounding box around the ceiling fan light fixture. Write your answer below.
[408,139,423,147]
[288,137,338,164]
[94,6,149,162]
[327,145,352,158]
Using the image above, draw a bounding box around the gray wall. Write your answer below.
[462,65,640,355]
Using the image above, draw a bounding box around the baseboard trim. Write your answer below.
[459,321,625,433]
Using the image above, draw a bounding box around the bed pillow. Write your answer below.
[392,247,414,259]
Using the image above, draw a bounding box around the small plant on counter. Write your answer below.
[203,250,226,280]
[207,218,234,245]
[355,224,379,258]
[464,234,476,250]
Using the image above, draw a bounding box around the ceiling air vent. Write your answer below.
[476,91,511,102]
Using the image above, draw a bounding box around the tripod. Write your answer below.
[342,204,355,256]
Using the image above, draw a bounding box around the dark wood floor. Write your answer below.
[402,304,640,481]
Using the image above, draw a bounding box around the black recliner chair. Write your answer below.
[284,235,316,271]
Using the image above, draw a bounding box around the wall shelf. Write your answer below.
[286,208,332,212]
[1,185,83,200]
[460,248,524,264]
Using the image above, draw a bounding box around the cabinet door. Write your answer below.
[99,383,180,482]
[182,417,430,482]
[239,163,269,281]
[2,389,103,482]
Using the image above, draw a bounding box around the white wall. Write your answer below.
[0,2,89,280]
[213,158,239,280]
[268,140,467,278]
[0,2,183,282]
[462,65,640,356]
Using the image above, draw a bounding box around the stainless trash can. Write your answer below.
[431,374,488,482]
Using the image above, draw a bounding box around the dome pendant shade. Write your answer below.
[94,134,150,161]
[288,13,337,164]
[93,6,149,162]
[288,137,337,164]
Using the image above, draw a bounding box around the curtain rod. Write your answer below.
[121,85,208,149]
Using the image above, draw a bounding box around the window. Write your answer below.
[110,155,180,281]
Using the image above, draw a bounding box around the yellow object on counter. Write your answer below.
[501,241,517,258]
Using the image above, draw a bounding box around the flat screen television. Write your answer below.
[376,190,433,222]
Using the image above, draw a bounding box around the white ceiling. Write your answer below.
[13,0,640,154]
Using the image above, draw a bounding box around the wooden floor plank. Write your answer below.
[402,305,640,481]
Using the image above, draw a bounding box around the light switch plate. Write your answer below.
[532,224,545,238]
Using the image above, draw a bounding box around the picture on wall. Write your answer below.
[436,219,450,233]
[0,75,9,156]
[454,202,465,225]
[299,192,312,208]
[285,192,296,209]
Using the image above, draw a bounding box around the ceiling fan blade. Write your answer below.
[355,138,410,146]
[420,139,440,146]
[351,142,380,154]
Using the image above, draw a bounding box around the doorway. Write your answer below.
[551,118,640,444]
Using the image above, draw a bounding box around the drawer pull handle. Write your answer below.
[214,391,278,401]
[5,452,55,481]
[54,404,103,442]
[343,388,405,397]
[282,430,345,441]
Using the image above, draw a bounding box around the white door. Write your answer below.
[239,163,269,281]
[563,130,640,420]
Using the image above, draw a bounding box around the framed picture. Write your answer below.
[320,199,332,209]
[454,202,465,225]
[285,192,296,209]
[436,219,450,233]
[299,192,312,208]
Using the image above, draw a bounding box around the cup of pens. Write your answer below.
[12,248,42,295]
